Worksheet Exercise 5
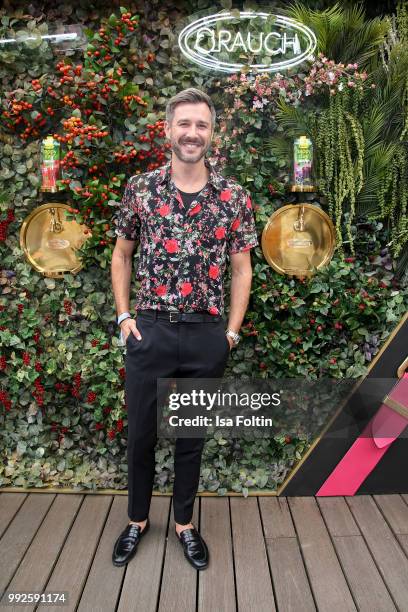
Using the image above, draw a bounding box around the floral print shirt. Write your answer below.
[113,159,258,315]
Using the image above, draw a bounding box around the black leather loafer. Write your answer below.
[176,525,209,570]
[112,518,150,567]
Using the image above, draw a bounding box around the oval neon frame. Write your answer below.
[178,11,317,73]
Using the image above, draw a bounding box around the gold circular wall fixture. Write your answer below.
[19,203,92,278]
[261,203,336,277]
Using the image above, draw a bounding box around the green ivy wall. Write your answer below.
[1,0,407,495]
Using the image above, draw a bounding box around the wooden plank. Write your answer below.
[77,495,126,612]
[330,536,396,611]
[316,497,360,536]
[36,494,112,612]
[260,497,314,611]
[158,499,199,612]
[374,494,408,534]
[318,497,395,611]
[259,497,296,539]
[198,497,236,612]
[398,534,408,557]
[1,494,83,612]
[117,496,171,612]
[0,493,55,597]
[0,493,27,538]
[265,539,315,612]
[288,497,356,611]
[346,495,408,610]
[230,497,275,612]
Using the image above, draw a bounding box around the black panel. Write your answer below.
[281,316,408,496]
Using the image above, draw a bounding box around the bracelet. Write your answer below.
[117,311,131,326]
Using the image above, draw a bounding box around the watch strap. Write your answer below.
[117,311,131,326]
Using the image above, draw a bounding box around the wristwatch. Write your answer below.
[117,311,131,326]
[226,328,241,346]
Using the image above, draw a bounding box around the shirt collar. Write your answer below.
[157,158,225,193]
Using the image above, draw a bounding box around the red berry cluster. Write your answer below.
[1,98,44,139]
[64,300,72,315]
[0,356,7,370]
[55,382,71,393]
[60,150,79,170]
[123,94,148,115]
[87,391,97,403]
[58,116,109,148]
[71,372,81,398]
[0,389,11,411]
[31,79,42,91]
[0,209,15,242]
[114,120,168,170]
[33,377,45,407]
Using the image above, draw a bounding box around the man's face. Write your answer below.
[164,102,213,164]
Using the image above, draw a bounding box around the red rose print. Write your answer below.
[215,226,226,239]
[189,203,201,216]
[164,239,179,253]
[209,265,219,279]
[208,306,219,315]
[158,204,170,216]
[181,282,193,296]
[246,196,252,209]
[155,285,167,296]
[220,189,232,202]
[231,218,240,231]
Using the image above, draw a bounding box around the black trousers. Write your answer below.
[125,311,230,524]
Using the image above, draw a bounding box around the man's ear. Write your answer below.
[164,120,170,139]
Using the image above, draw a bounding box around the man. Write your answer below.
[110,88,258,570]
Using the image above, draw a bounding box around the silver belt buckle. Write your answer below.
[169,312,179,323]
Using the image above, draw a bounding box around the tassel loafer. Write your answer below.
[175,525,209,570]
[112,518,150,567]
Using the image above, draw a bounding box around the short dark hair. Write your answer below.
[165,88,216,129]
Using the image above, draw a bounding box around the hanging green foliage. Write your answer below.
[314,90,365,253]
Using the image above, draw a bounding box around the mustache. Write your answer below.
[180,139,203,145]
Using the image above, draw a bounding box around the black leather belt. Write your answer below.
[137,309,222,323]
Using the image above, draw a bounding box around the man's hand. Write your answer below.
[120,318,142,342]
[226,334,234,350]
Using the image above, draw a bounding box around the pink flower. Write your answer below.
[215,226,226,239]
[220,189,232,202]
[189,203,201,216]
[158,204,170,216]
[208,306,219,315]
[164,239,179,253]
[231,218,240,231]
[209,265,219,279]
[181,282,192,296]
[155,285,167,296]
[246,196,252,209]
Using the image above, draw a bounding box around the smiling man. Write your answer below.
[111,88,258,571]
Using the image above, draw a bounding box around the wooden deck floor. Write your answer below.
[1,492,408,611]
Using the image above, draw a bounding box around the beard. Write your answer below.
[171,137,211,163]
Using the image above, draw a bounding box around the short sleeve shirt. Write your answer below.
[113,159,258,315]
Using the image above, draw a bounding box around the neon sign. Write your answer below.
[178,11,317,73]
